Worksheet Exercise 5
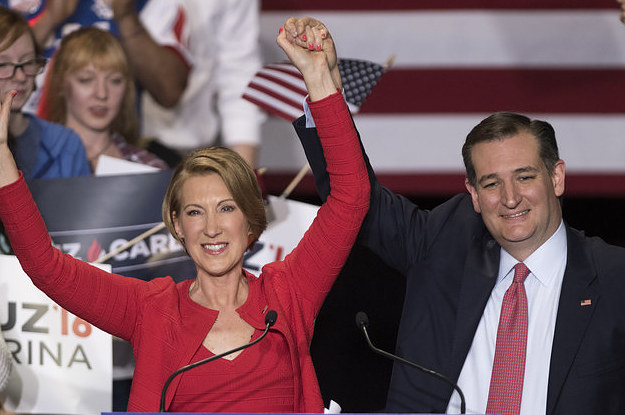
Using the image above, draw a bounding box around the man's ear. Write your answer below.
[552,160,566,197]
[465,178,481,214]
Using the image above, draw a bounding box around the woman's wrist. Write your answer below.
[305,71,339,102]
[0,146,20,188]
[331,65,343,90]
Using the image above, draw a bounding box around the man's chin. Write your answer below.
[499,232,535,251]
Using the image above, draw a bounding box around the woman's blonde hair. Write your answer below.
[38,27,139,144]
[162,147,267,249]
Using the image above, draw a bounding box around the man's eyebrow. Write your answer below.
[514,166,539,174]
[477,166,539,185]
[478,173,499,185]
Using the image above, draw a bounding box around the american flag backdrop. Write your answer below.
[255,0,625,197]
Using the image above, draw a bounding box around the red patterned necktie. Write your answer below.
[486,262,530,415]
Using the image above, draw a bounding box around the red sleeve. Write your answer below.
[274,92,370,323]
[0,175,147,341]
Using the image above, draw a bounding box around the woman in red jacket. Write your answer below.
[0,17,369,413]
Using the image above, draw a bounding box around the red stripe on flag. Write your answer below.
[360,68,625,114]
[262,0,615,10]
[262,173,625,198]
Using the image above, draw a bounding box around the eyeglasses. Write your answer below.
[0,57,47,80]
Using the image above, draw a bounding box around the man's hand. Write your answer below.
[30,0,79,48]
[111,0,189,107]
[111,0,136,22]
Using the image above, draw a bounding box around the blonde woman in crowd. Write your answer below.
[39,27,167,173]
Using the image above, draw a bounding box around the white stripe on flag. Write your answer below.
[257,67,307,90]
[243,88,303,120]
[260,11,625,68]
[248,77,306,104]
[259,113,625,173]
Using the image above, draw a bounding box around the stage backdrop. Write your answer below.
[256,0,625,197]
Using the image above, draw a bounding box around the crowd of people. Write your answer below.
[1,2,625,415]
[0,0,265,172]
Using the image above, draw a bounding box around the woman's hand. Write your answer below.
[284,18,337,72]
[0,91,20,186]
[0,91,14,148]
[277,17,341,101]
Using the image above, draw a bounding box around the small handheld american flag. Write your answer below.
[242,58,387,122]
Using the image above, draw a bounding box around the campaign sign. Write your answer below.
[27,170,196,282]
[243,195,318,275]
[0,255,112,414]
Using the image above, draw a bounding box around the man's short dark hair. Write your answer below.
[462,111,560,187]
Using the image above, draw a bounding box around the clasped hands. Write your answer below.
[276,17,342,100]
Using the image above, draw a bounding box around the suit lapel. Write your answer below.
[546,226,599,415]
[450,232,500,378]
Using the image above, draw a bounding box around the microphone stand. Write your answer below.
[159,310,277,412]
[356,312,466,414]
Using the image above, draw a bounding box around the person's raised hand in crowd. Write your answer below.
[30,0,79,48]
[111,0,136,20]
[282,16,342,92]
[0,91,19,186]
[111,0,189,108]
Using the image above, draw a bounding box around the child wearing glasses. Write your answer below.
[0,6,90,179]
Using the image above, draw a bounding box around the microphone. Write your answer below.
[159,309,278,412]
[355,311,466,414]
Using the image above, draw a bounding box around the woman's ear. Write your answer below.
[172,211,183,240]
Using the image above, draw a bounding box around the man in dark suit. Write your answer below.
[287,16,625,415]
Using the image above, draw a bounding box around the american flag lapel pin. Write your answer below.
[580,299,592,307]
